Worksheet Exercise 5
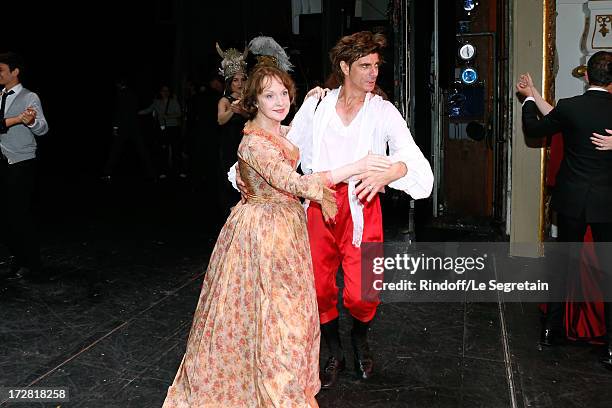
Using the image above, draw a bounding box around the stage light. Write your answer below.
[458,43,476,61]
[448,91,467,118]
[463,0,476,11]
[458,20,471,34]
[461,68,478,84]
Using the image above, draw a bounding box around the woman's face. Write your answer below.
[231,73,246,94]
[256,75,290,123]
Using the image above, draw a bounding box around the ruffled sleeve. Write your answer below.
[382,101,433,199]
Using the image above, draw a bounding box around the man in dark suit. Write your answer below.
[519,50,612,369]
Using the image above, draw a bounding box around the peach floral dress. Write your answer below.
[162,126,336,408]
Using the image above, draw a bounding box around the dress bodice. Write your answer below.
[238,127,301,204]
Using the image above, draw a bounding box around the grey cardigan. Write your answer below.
[0,85,49,164]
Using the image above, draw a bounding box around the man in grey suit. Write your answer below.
[0,52,49,281]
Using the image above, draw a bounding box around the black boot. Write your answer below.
[601,344,612,371]
[538,326,555,348]
[320,319,345,388]
[537,306,564,350]
[351,317,373,380]
[601,303,612,371]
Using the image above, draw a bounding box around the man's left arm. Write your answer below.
[25,93,49,136]
[355,103,433,201]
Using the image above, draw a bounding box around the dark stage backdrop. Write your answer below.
[2,0,293,177]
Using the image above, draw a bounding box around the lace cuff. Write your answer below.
[320,184,337,222]
[227,162,238,191]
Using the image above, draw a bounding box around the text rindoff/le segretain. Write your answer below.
[372,279,549,293]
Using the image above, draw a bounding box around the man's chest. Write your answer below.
[5,93,26,114]
[335,102,364,127]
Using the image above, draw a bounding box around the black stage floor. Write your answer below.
[1,176,611,407]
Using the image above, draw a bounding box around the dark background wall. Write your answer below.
[2,0,398,178]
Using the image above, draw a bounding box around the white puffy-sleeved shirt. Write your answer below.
[317,106,365,171]
[287,87,433,246]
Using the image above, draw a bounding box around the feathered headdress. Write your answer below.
[216,42,248,79]
[247,36,293,72]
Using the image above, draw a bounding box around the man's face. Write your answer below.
[343,53,380,93]
[0,63,19,87]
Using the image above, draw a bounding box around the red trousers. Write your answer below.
[307,184,383,324]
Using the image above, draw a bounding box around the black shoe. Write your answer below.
[9,257,20,273]
[320,356,345,389]
[6,266,31,281]
[352,338,374,380]
[8,266,52,283]
[601,346,612,371]
[537,326,565,350]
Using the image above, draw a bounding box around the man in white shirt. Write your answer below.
[233,31,433,387]
[307,31,433,387]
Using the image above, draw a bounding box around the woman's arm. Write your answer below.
[239,133,337,221]
[217,97,234,125]
[138,102,155,115]
[591,129,612,150]
[326,153,392,185]
[518,73,553,115]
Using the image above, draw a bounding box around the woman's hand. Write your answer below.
[229,99,243,113]
[516,73,534,98]
[305,86,330,100]
[19,107,37,125]
[327,152,392,185]
[520,72,535,89]
[354,153,392,174]
[591,129,612,150]
[230,99,249,117]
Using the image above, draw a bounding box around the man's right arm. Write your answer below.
[522,100,563,138]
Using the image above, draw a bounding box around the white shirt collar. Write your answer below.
[588,86,608,92]
[2,83,23,95]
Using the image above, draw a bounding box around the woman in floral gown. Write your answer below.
[162,64,391,408]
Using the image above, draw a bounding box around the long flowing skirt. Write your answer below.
[162,199,321,407]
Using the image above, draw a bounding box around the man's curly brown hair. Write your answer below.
[329,31,387,85]
[240,65,296,120]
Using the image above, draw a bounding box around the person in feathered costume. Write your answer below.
[247,35,294,72]
[216,42,250,213]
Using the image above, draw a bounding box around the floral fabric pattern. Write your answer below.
[162,126,332,407]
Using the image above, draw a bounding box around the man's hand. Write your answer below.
[4,107,37,128]
[235,163,248,203]
[353,162,407,202]
[19,107,37,126]
[591,129,612,150]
